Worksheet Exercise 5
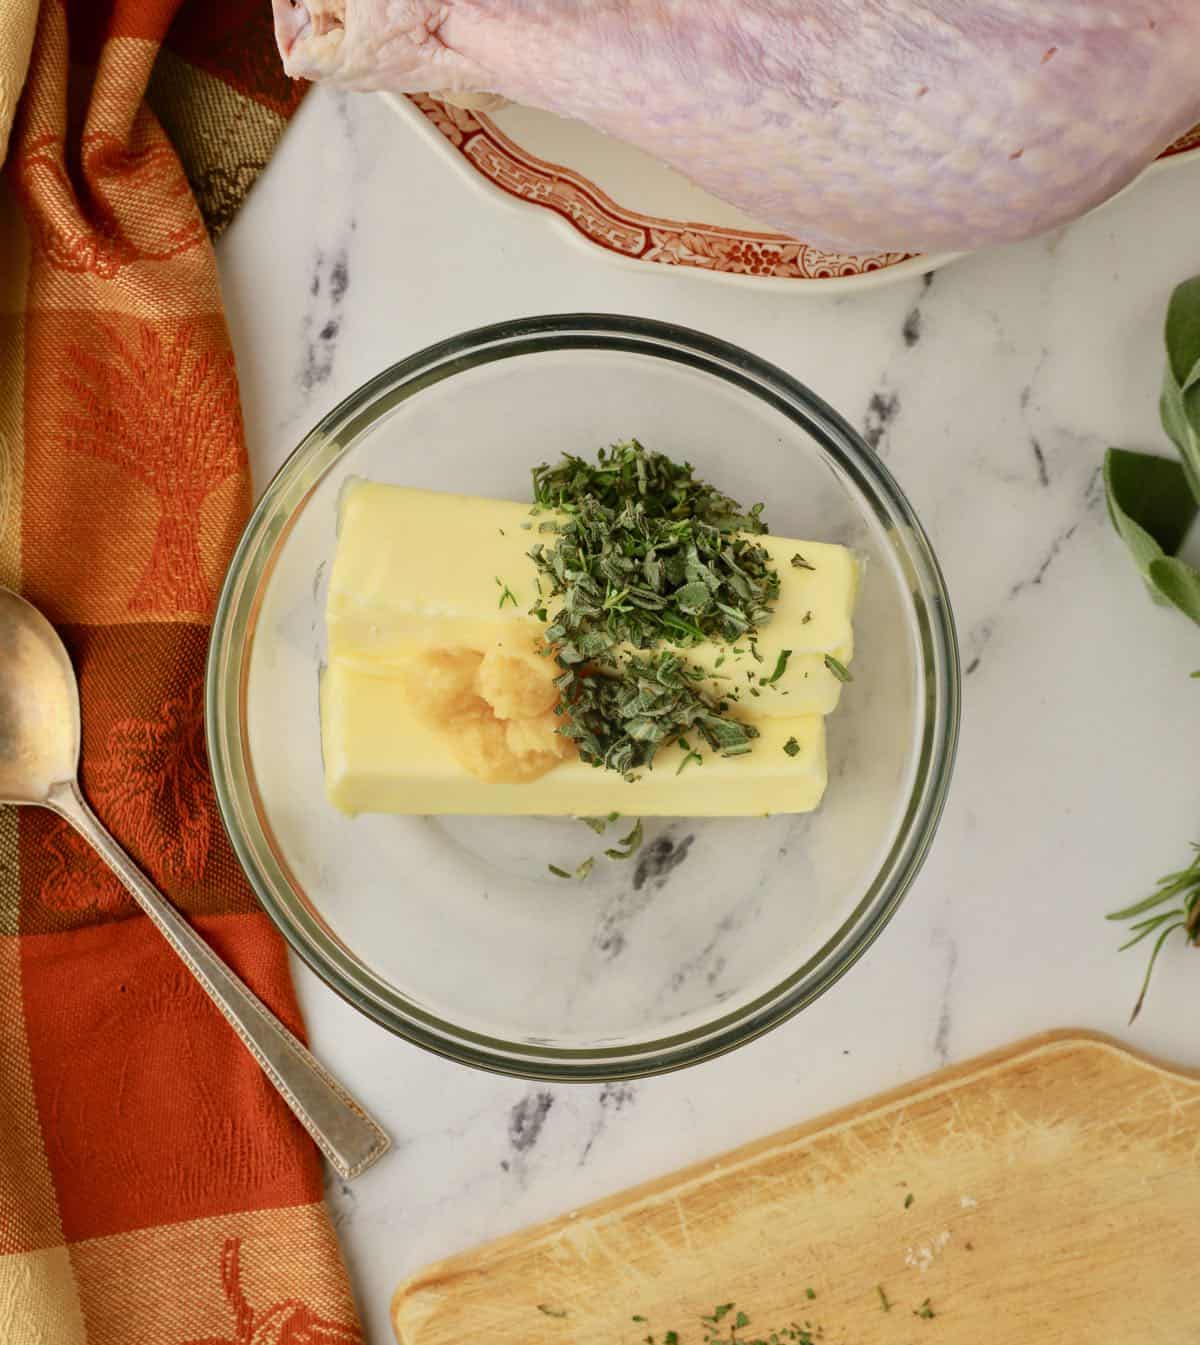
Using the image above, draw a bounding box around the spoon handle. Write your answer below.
[51,781,390,1180]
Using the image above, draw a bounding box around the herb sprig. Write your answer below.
[1103,275,1200,1013]
[1108,844,1200,1021]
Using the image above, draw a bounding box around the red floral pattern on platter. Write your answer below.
[409,96,1200,283]
[39,678,212,914]
[185,1238,361,1345]
[1160,122,1200,159]
[63,318,246,618]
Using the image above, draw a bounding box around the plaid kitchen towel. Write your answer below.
[0,2,363,1340]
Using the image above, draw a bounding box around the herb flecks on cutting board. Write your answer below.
[586,1304,826,1345]
[1103,275,1200,1013]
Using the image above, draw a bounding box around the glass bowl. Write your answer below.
[207,315,960,1081]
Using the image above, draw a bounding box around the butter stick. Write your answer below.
[327,481,857,714]
[322,660,827,817]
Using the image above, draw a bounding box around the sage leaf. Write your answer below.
[1104,446,1196,564]
[1164,274,1200,391]
[1161,276,1200,502]
[1103,448,1198,613]
[1148,555,1200,625]
[1159,370,1200,505]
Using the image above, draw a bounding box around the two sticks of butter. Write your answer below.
[322,482,858,816]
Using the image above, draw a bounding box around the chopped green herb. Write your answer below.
[526,444,776,776]
[605,819,645,860]
[783,736,801,757]
[499,528,506,536]
[904,1192,915,1209]
[801,610,812,624]
[555,649,757,775]
[537,1305,567,1318]
[549,857,594,881]
[877,1285,892,1313]
[824,654,852,683]
[804,1288,816,1301]
[495,577,518,609]
[530,440,777,660]
[632,1316,647,1323]
[579,812,620,834]
[762,648,792,685]
[914,1299,936,1320]
[677,738,705,774]
[790,553,815,571]
[664,1333,679,1345]
[734,1312,750,1329]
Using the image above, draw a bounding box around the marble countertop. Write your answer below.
[215,89,1200,1343]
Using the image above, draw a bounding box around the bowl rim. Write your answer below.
[207,314,961,1081]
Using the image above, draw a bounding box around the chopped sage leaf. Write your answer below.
[605,819,645,861]
[528,442,779,776]
[530,440,777,656]
[579,812,620,835]
[537,1305,568,1318]
[762,648,792,685]
[556,650,757,774]
[824,654,853,683]
[790,553,815,570]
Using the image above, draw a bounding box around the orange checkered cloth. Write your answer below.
[0,1,364,1340]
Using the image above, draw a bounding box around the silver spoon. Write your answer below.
[0,587,389,1180]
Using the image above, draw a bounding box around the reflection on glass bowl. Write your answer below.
[207,316,960,1081]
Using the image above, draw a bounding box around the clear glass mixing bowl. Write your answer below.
[207,315,960,1080]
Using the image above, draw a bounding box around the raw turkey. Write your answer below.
[271,1,1200,254]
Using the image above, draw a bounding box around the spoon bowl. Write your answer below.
[0,590,80,804]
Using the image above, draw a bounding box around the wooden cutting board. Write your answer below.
[392,1032,1200,1343]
